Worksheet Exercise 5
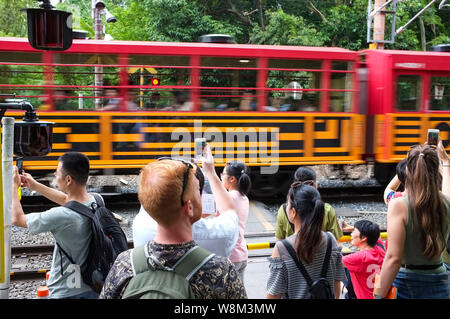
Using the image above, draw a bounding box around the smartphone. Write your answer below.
[17,157,23,174]
[194,138,206,159]
[427,129,439,146]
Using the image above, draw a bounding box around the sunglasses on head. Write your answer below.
[157,157,204,206]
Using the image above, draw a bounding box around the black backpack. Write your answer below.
[57,193,128,293]
[282,232,333,299]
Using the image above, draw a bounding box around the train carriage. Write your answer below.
[0,37,365,196]
[361,49,450,182]
[0,37,448,195]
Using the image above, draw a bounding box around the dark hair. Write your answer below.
[287,183,324,264]
[354,220,380,247]
[226,161,252,195]
[225,161,251,196]
[396,158,407,187]
[293,167,316,186]
[58,152,90,186]
[406,144,447,259]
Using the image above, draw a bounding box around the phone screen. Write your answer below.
[194,138,206,159]
[427,129,439,146]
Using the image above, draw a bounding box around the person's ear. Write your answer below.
[288,206,297,222]
[184,199,194,217]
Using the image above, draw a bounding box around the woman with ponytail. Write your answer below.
[275,167,343,241]
[374,143,450,299]
[220,160,251,281]
[266,183,346,299]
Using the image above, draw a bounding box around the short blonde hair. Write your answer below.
[138,160,197,227]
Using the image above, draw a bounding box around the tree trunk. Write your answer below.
[256,0,264,30]
[308,1,329,23]
[224,0,251,25]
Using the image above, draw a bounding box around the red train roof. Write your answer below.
[361,48,450,71]
[0,37,357,60]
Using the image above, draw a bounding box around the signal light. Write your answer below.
[23,1,73,51]
[151,78,160,86]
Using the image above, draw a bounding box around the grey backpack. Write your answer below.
[122,245,214,299]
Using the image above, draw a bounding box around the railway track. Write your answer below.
[20,185,384,210]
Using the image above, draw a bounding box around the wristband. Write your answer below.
[373,294,383,299]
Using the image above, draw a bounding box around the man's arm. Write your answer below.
[21,170,68,205]
[12,166,27,228]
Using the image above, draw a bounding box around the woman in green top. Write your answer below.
[275,167,343,241]
[374,142,450,299]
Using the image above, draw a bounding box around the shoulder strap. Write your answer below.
[57,201,95,275]
[130,245,214,281]
[64,201,95,219]
[320,233,333,278]
[172,246,215,280]
[281,239,313,287]
[56,242,75,264]
[90,192,105,208]
[131,245,151,276]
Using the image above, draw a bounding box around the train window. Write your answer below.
[396,75,422,111]
[331,61,353,70]
[52,53,120,110]
[0,51,42,63]
[129,55,191,110]
[430,76,449,111]
[267,59,322,112]
[200,57,257,111]
[0,51,44,108]
[330,72,353,112]
[269,59,322,70]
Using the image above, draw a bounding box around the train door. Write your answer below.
[389,70,450,160]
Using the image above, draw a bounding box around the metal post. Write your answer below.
[396,0,438,35]
[93,0,104,109]
[78,93,84,109]
[0,117,14,299]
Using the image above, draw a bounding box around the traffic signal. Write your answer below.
[23,1,73,51]
[151,78,160,86]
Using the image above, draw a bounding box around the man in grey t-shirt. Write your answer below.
[12,152,98,299]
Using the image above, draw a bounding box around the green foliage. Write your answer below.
[105,0,241,42]
[249,9,327,46]
[3,0,446,51]
[320,1,367,50]
[0,0,35,37]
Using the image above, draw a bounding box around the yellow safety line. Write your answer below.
[247,233,389,250]
[250,202,275,232]
[338,232,387,243]
[247,242,273,250]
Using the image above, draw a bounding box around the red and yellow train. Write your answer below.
[0,37,448,196]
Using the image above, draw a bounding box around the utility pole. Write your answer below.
[92,0,104,109]
[373,0,386,49]
[0,117,14,299]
